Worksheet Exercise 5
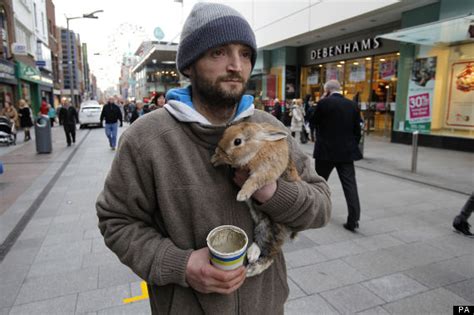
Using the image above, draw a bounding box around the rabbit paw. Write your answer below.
[246,259,274,278]
[247,243,261,264]
[236,190,252,201]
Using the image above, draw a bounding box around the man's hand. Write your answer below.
[185,247,246,295]
[233,168,277,204]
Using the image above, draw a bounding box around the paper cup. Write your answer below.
[206,225,248,271]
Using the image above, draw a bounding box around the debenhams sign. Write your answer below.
[310,37,381,60]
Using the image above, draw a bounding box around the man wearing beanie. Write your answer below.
[96,3,331,314]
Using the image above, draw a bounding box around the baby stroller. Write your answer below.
[0,116,16,146]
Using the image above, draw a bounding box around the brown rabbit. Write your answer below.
[211,122,300,277]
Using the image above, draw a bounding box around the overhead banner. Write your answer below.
[405,57,437,132]
[445,61,474,129]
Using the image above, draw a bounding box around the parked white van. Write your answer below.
[79,101,103,128]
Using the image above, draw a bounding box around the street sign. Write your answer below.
[11,43,27,55]
[36,61,46,67]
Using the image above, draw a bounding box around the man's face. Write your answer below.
[186,44,252,108]
[108,98,115,104]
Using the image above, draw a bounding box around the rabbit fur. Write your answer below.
[211,122,300,277]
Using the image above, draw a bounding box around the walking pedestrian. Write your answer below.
[18,99,33,142]
[39,98,49,116]
[100,96,123,150]
[452,192,473,236]
[1,101,19,143]
[290,98,305,143]
[271,98,282,121]
[129,100,144,124]
[96,3,331,314]
[48,104,56,127]
[58,97,78,146]
[313,79,362,232]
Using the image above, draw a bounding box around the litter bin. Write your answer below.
[35,116,52,153]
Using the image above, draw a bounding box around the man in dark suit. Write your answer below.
[313,80,363,232]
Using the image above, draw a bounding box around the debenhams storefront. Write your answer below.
[299,23,401,136]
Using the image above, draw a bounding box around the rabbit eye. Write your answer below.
[234,138,242,146]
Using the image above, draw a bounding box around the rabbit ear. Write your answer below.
[255,128,288,141]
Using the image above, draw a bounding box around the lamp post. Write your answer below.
[65,10,103,107]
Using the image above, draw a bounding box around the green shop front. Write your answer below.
[15,61,53,115]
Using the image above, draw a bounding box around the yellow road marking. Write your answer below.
[123,281,149,304]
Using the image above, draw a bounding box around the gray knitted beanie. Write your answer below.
[177,2,257,76]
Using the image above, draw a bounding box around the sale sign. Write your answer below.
[405,57,437,132]
[408,93,430,120]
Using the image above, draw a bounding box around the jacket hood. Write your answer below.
[164,86,254,125]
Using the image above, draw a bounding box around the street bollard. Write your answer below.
[411,131,419,173]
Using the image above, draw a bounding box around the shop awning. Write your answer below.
[377,14,474,46]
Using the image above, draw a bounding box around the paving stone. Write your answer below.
[97,300,151,315]
[34,240,92,263]
[76,284,130,313]
[390,225,450,243]
[0,261,30,285]
[9,294,77,315]
[303,223,363,245]
[84,227,102,240]
[91,237,109,253]
[288,259,366,294]
[352,234,405,251]
[1,247,39,268]
[284,294,338,315]
[282,233,318,253]
[16,222,50,241]
[82,250,121,268]
[41,230,85,247]
[403,261,467,288]
[14,267,98,305]
[317,239,367,259]
[98,263,141,289]
[284,247,329,269]
[427,234,474,256]
[356,306,390,315]
[321,284,385,314]
[0,308,11,315]
[343,248,412,278]
[0,282,21,309]
[362,273,428,302]
[287,277,306,300]
[382,288,470,314]
[436,255,474,278]
[27,256,83,279]
[446,278,474,303]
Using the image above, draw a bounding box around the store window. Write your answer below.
[0,84,14,111]
[300,52,399,134]
[343,57,373,105]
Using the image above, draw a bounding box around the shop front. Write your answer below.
[299,23,400,136]
[379,3,474,151]
[15,61,53,114]
[0,59,17,111]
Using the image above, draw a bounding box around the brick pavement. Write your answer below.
[0,126,472,314]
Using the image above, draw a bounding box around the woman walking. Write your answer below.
[18,99,33,141]
[1,101,19,143]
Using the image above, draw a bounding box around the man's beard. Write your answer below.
[193,72,248,111]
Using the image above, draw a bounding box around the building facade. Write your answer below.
[0,0,17,112]
[222,0,473,151]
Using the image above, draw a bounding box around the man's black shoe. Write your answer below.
[343,222,359,232]
[453,220,473,236]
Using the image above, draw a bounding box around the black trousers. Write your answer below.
[315,160,361,224]
[457,192,474,221]
[63,123,76,145]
